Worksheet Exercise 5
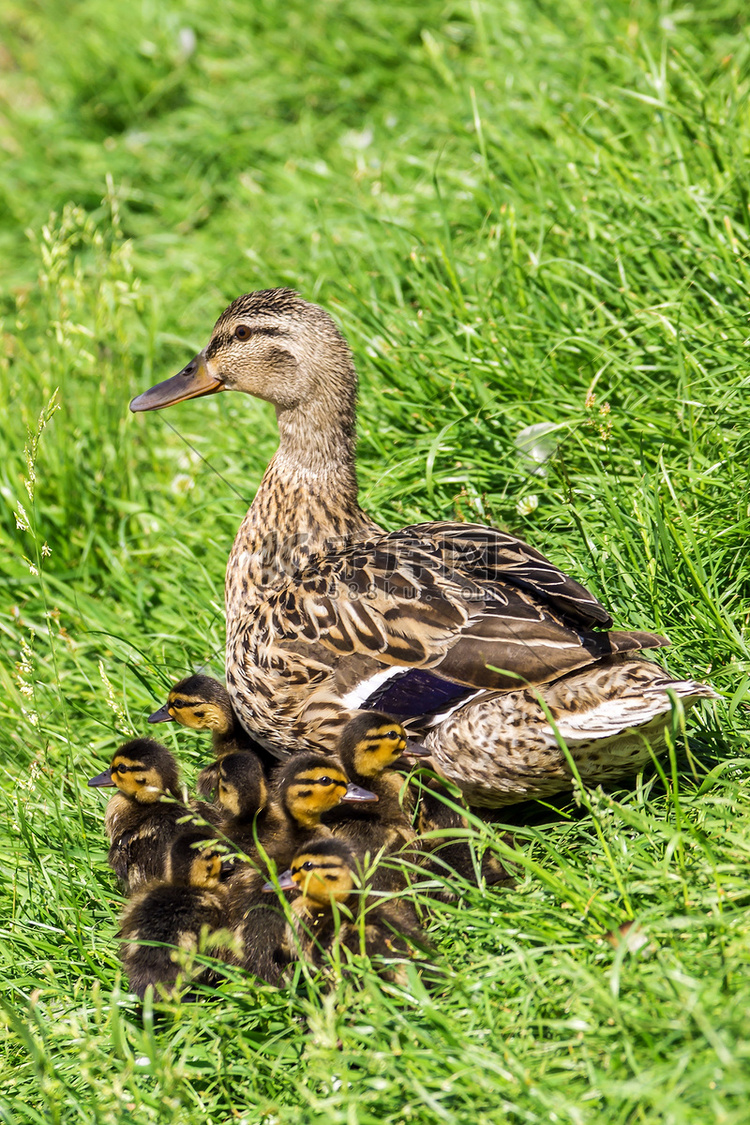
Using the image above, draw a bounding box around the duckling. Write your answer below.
[415,773,515,899]
[118,830,230,1000]
[265,837,425,982]
[323,712,423,853]
[267,752,377,869]
[225,754,377,982]
[148,673,280,796]
[88,738,209,893]
[215,750,283,860]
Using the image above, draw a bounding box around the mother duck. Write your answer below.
[131,289,715,806]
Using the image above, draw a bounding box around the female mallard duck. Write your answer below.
[88,738,211,892]
[118,830,229,999]
[148,673,280,796]
[131,290,717,806]
[263,837,424,981]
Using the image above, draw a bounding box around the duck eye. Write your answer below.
[318,776,332,786]
[302,861,315,871]
[386,731,399,740]
[234,325,251,340]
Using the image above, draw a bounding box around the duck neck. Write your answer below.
[227,386,382,599]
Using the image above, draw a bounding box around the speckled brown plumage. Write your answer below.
[131,290,718,806]
[424,656,718,806]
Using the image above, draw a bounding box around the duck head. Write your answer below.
[148,674,235,737]
[337,711,428,779]
[215,751,267,819]
[264,837,355,906]
[87,738,180,804]
[129,289,358,475]
[167,830,224,889]
[275,752,377,831]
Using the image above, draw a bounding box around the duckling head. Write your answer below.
[268,837,356,906]
[216,752,267,818]
[148,674,234,737]
[87,738,180,804]
[167,830,223,889]
[338,711,416,779]
[275,753,377,830]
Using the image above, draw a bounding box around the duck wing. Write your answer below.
[390,522,613,627]
[242,525,667,725]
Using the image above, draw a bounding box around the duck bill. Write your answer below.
[148,703,173,724]
[404,739,431,759]
[87,768,115,788]
[129,352,223,412]
[262,870,296,892]
[342,783,379,803]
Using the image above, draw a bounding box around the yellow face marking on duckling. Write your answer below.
[166,695,232,736]
[290,852,354,905]
[189,849,223,889]
[351,723,408,778]
[217,773,268,818]
[109,757,165,803]
[284,768,350,828]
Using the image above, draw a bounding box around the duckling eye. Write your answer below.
[386,730,400,741]
[317,776,333,786]
[301,861,315,871]
[235,325,251,340]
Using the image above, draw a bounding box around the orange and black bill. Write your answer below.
[130,353,223,413]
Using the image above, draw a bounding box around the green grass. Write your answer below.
[1,0,749,1120]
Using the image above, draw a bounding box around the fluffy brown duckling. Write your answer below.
[324,712,426,855]
[214,751,283,860]
[88,738,209,893]
[148,673,280,795]
[264,837,425,982]
[415,774,515,899]
[225,753,376,983]
[118,830,230,1000]
[267,752,377,868]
